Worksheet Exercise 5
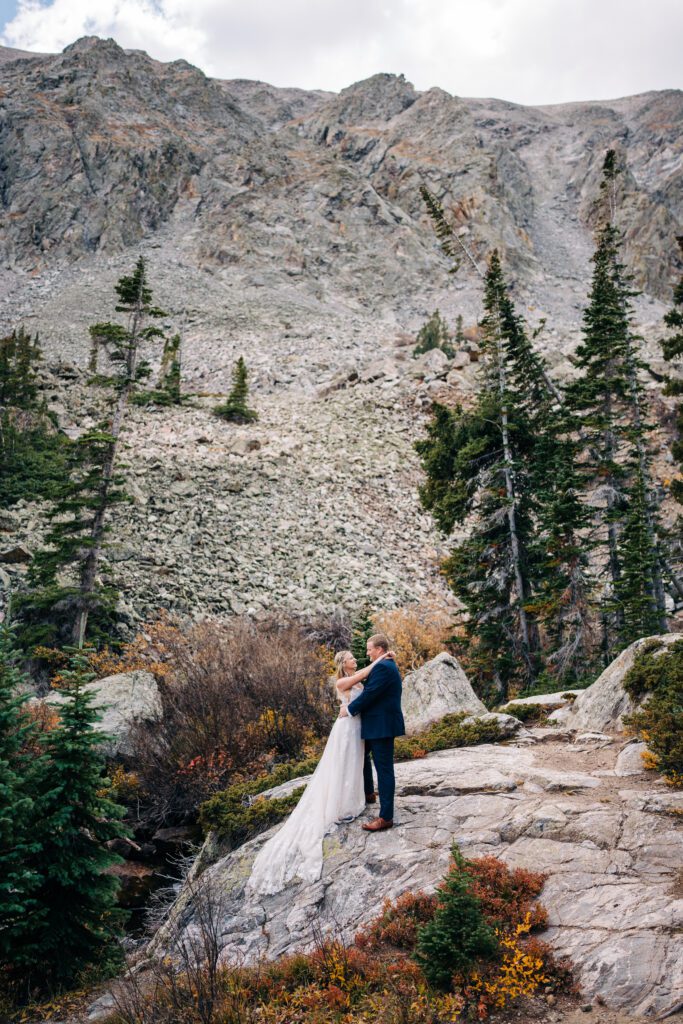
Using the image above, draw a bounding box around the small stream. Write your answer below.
[109,824,201,936]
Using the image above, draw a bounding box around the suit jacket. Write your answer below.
[348,657,405,740]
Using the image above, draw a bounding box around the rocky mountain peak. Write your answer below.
[334,71,418,122]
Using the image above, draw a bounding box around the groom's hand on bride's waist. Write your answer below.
[338,706,349,718]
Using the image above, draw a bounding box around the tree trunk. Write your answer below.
[495,327,534,677]
[72,297,143,646]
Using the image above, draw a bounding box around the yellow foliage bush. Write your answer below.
[372,600,453,673]
[467,915,549,1013]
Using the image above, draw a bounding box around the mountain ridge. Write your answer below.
[0,36,681,623]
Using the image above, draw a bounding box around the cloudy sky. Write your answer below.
[1,0,681,105]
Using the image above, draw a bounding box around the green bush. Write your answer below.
[502,701,561,724]
[394,712,503,760]
[623,639,683,785]
[415,845,498,988]
[198,756,319,841]
[0,413,72,507]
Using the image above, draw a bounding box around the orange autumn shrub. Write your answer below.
[466,855,548,931]
[356,891,439,951]
[372,599,453,673]
[86,613,182,682]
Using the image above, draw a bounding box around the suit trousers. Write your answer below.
[363,737,395,821]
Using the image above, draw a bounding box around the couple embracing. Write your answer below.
[247,634,405,895]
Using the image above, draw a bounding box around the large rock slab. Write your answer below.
[42,670,162,756]
[402,652,486,733]
[549,634,683,734]
[153,741,683,1016]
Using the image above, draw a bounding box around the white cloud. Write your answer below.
[2,0,681,104]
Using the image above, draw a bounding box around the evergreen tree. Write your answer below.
[415,846,498,989]
[417,253,541,700]
[0,413,72,509]
[413,309,455,358]
[75,258,165,645]
[503,304,597,685]
[351,605,375,669]
[660,237,683,505]
[530,414,597,686]
[0,328,72,509]
[567,151,666,655]
[214,357,258,423]
[0,619,45,976]
[20,651,129,990]
[0,328,41,408]
[20,258,165,649]
[157,332,182,403]
[130,332,184,407]
[19,428,125,652]
[453,313,466,349]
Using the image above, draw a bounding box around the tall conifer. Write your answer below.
[660,237,683,505]
[21,652,129,990]
[214,357,258,423]
[0,620,46,977]
[567,151,666,654]
[417,252,540,700]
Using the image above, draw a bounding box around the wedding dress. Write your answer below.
[246,683,366,895]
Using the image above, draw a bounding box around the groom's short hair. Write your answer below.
[368,633,389,652]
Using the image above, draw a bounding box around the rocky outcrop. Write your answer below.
[153,735,683,1016]
[402,652,485,733]
[41,669,161,755]
[549,634,683,734]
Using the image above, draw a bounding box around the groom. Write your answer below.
[339,633,405,832]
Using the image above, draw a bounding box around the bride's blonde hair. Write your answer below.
[334,650,353,680]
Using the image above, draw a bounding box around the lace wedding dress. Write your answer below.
[247,683,366,895]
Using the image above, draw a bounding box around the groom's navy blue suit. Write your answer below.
[348,657,405,822]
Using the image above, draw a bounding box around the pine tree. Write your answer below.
[454,313,466,349]
[503,302,597,685]
[0,619,46,976]
[74,258,166,646]
[130,332,184,407]
[660,237,683,505]
[413,309,454,358]
[351,605,375,669]
[567,151,666,655]
[417,253,541,700]
[0,328,72,508]
[19,428,125,652]
[214,357,258,423]
[157,332,182,403]
[415,846,498,989]
[21,651,129,990]
[0,327,41,408]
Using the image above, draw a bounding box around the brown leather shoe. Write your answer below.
[365,792,377,804]
[362,817,393,832]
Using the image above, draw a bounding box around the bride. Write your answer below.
[246,649,389,895]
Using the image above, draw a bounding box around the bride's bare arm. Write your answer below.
[335,653,395,693]
[336,661,375,693]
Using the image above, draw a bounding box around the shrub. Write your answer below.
[0,409,72,507]
[502,701,562,725]
[394,712,503,760]
[465,855,548,931]
[199,757,319,842]
[623,638,683,785]
[356,891,439,952]
[372,600,452,673]
[414,847,499,989]
[128,616,336,824]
